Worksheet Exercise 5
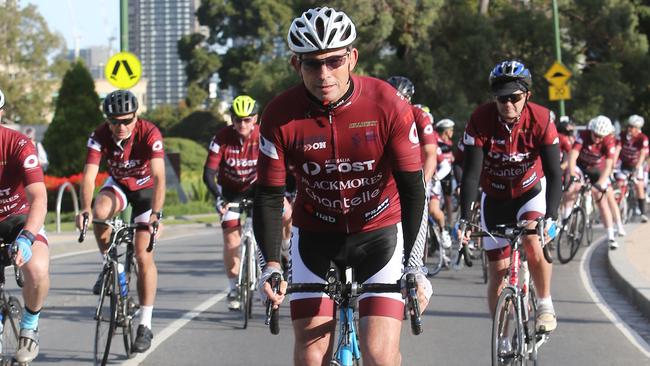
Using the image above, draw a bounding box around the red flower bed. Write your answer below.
[44,172,110,191]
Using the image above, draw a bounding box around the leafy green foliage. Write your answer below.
[164,137,209,173]
[42,61,104,176]
[0,1,65,124]
[168,110,226,146]
[180,0,650,130]
[140,104,190,134]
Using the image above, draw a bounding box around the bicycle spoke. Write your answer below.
[94,269,117,366]
[0,295,22,361]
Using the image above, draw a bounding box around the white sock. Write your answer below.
[607,227,616,240]
[537,297,555,314]
[617,222,625,231]
[228,277,237,291]
[139,305,153,329]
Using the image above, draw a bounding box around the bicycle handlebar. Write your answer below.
[78,212,89,243]
[266,271,423,336]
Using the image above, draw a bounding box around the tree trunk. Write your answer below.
[479,0,490,15]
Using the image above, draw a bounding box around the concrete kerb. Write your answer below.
[607,224,650,320]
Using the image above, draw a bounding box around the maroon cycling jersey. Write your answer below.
[558,134,572,161]
[463,101,558,199]
[204,126,259,193]
[413,105,437,166]
[258,75,421,233]
[86,119,164,191]
[573,130,616,170]
[0,127,44,221]
[617,131,649,168]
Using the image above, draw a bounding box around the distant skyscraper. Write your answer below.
[128,0,199,109]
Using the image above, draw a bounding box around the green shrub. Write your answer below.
[164,200,214,216]
[165,137,209,174]
[168,110,227,146]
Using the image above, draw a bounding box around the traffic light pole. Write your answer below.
[120,0,128,52]
[552,0,565,117]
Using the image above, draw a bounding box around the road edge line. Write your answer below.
[579,234,650,358]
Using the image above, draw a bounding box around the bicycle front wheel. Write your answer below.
[557,207,585,264]
[240,239,251,329]
[425,221,444,276]
[492,287,523,366]
[94,268,117,366]
[481,247,489,284]
[0,295,22,361]
[123,255,138,358]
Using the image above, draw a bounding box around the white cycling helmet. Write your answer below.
[287,7,357,53]
[0,88,5,109]
[588,115,613,137]
[628,114,645,128]
[435,118,455,130]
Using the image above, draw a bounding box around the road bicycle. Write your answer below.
[265,266,422,366]
[225,199,260,329]
[461,218,553,366]
[614,172,638,224]
[556,176,599,264]
[0,241,24,365]
[79,213,157,366]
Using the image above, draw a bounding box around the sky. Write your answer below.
[25,0,120,50]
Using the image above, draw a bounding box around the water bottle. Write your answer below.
[117,263,128,297]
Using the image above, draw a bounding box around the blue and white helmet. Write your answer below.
[489,60,532,95]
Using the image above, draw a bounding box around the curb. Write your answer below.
[607,227,650,320]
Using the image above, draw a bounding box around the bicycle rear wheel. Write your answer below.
[557,207,585,264]
[425,220,444,277]
[94,268,117,366]
[492,287,523,366]
[0,295,22,362]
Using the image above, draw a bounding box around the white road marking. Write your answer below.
[121,291,229,366]
[579,235,650,358]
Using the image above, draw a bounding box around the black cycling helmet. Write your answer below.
[386,76,415,101]
[103,89,139,117]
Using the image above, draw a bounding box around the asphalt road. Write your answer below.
[13,225,649,365]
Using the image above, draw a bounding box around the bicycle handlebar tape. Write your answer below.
[266,272,281,335]
[406,273,423,335]
[78,212,89,243]
[147,221,159,252]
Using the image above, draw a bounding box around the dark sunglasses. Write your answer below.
[496,93,525,104]
[300,52,349,71]
[108,117,135,126]
[233,116,256,124]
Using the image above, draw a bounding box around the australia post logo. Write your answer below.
[487,151,531,163]
[302,159,375,176]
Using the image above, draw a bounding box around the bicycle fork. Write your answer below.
[333,306,360,366]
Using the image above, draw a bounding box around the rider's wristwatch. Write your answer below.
[18,229,36,245]
[151,211,163,220]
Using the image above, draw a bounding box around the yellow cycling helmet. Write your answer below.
[230,95,259,118]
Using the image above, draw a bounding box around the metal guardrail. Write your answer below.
[56,182,79,233]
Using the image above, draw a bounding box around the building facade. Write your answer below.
[128,0,200,109]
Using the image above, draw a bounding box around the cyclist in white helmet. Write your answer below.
[614,114,649,222]
[569,116,621,248]
[256,7,431,365]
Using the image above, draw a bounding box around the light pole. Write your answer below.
[120,0,128,52]
[552,0,565,117]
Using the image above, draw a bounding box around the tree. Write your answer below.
[42,61,104,176]
[168,110,226,147]
[140,103,190,135]
[0,1,65,124]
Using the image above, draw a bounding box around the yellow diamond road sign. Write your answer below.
[549,84,571,101]
[104,52,141,89]
[544,61,572,87]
